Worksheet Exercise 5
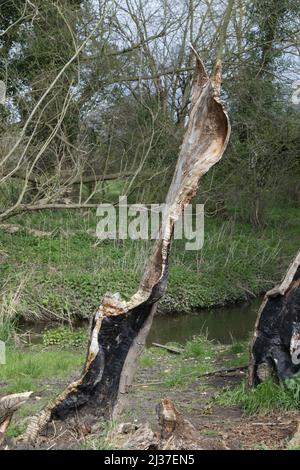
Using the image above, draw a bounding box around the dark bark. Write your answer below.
[249,251,300,386]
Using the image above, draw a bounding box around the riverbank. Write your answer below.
[1,337,299,450]
[0,206,299,326]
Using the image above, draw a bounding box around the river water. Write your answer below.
[147,297,262,345]
[21,297,262,346]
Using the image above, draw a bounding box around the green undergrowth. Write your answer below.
[216,373,300,415]
[2,331,299,444]
[0,346,84,394]
[219,339,250,367]
[0,343,84,439]
[0,206,298,325]
[145,334,300,415]
[213,339,300,415]
[139,334,219,388]
[42,326,88,348]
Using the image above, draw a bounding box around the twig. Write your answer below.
[198,364,248,378]
[152,343,184,354]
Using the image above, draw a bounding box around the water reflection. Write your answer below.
[148,297,262,345]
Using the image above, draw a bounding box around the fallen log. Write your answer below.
[21,49,230,444]
[249,250,300,386]
[152,342,184,354]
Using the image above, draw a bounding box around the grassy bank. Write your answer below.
[1,335,299,449]
[0,206,299,325]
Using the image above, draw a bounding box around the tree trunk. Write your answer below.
[249,250,300,386]
[22,50,230,443]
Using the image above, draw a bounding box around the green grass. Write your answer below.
[216,378,300,415]
[139,349,155,368]
[0,289,20,343]
[4,422,26,438]
[218,339,250,367]
[164,362,211,387]
[0,344,85,443]
[0,346,84,394]
[0,316,16,344]
[162,334,217,387]
[0,205,299,323]
[230,340,246,354]
[137,336,218,388]
[81,421,116,450]
[184,334,216,359]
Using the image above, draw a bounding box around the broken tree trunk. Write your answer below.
[249,250,300,386]
[22,50,230,443]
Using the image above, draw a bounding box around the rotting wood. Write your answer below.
[0,392,32,445]
[21,48,230,444]
[289,419,300,448]
[122,398,202,450]
[249,250,300,386]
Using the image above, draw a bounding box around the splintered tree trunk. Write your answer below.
[23,51,230,442]
[249,250,300,386]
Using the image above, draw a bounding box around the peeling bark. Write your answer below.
[22,50,230,443]
[249,250,300,386]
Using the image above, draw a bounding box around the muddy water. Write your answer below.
[147,297,262,345]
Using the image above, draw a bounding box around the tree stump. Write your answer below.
[249,250,300,385]
[123,398,202,450]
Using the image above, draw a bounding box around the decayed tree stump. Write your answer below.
[249,250,300,385]
[123,398,202,450]
[22,49,230,443]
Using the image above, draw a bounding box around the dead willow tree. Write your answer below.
[249,250,300,386]
[22,50,230,443]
